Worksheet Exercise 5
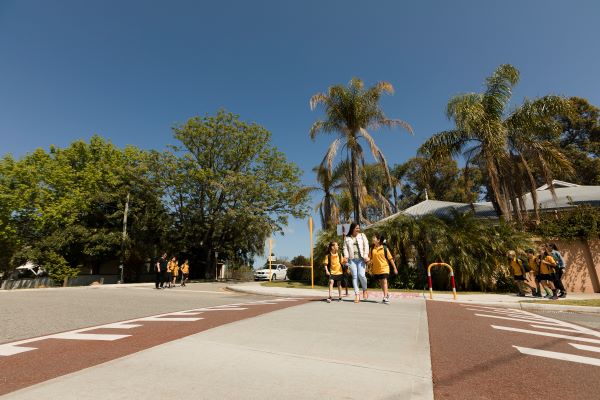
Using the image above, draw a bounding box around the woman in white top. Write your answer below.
[343,222,370,303]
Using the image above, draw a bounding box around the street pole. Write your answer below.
[268,238,273,281]
[120,192,129,284]
[309,217,314,288]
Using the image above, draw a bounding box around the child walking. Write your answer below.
[369,234,398,304]
[323,242,347,303]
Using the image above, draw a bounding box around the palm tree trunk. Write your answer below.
[324,192,332,229]
[519,153,540,223]
[486,157,511,221]
[350,152,361,223]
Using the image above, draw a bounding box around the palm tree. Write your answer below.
[420,65,574,222]
[505,95,574,222]
[301,162,345,230]
[309,77,413,223]
[419,64,519,220]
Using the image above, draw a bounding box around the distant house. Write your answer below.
[369,180,600,228]
[367,180,600,294]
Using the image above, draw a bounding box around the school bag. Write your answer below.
[518,257,530,273]
[551,250,565,269]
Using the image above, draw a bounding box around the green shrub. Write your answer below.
[286,266,312,282]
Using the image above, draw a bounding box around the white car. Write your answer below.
[254,264,287,281]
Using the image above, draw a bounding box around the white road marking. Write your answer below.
[0,299,299,357]
[569,343,600,353]
[51,332,131,341]
[529,325,582,333]
[138,316,203,322]
[0,346,37,356]
[101,323,143,329]
[514,346,600,367]
[492,325,600,344]
[475,314,563,326]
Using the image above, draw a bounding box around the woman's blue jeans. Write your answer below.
[348,258,368,294]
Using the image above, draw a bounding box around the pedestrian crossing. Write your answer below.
[464,305,600,367]
[0,298,300,357]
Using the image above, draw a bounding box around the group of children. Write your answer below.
[323,222,398,304]
[155,253,190,289]
[507,243,567,300]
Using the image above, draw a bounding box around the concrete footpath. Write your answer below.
[2,295,433,400]
[227,281,600,314]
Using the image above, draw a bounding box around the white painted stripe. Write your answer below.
[569,343,600,353]
[100,323,143,329]
[475,314,563,326]
[51,332,130,341]
[492,325,600,344]
[530,325,582,333]
[138,317,203,322]
[472,310,551,321]
[514,345,600,367]
[0,345,38,356]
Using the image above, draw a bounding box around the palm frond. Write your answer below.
[483,64,520,119]
[309,92,328,110]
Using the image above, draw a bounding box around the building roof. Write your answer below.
[366,180,600,228]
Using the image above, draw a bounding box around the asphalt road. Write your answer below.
[532,310,600,330]
[0,283,306,395]
[0,282,267,343]
[427,301,600,400]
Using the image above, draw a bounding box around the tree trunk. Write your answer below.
[486,157,511,221]
[324,192,332,229]
[350,151,361,224]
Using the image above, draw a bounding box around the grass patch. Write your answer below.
[521,299,600,307]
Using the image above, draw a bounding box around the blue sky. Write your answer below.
[1,0,600,266]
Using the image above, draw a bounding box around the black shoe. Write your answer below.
[517,293,526,297]
[559,292,567,298]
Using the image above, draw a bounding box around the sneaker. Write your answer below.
[337,298,343,302]
[534,293,542,297]
[559,292,567,298]
[326,297,332,303]
[382,297,390,304]
[551,295,558,300]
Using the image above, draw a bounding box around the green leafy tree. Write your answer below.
[555,97,600,185]
[393,156,483,208]
[156,110,308,277]
[290,255,310,266]
[309,78,413,223]
[1,136,168,283]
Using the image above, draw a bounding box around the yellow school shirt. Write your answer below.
[509,259,524,277]
[323,253,343,275]
[181,263,189,274]
[540,255,556,275]
[370,245,393,275]
[172,264,179,276]
[527,255,539,275]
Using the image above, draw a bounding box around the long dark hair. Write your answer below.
[347,222,358,237]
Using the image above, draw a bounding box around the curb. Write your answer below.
[225,285,324,298]
[436,299,600,314]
